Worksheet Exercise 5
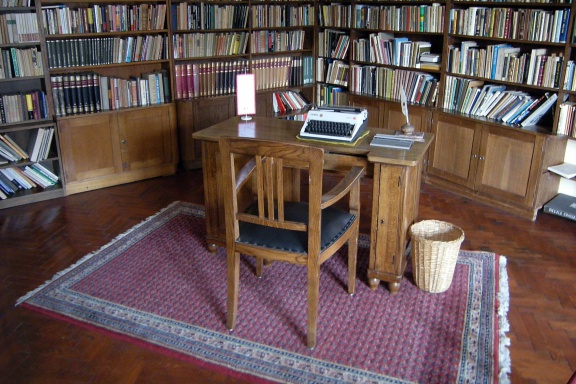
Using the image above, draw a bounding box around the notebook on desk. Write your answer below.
[370,134,414,150]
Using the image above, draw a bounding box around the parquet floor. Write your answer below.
[1,169,575,384]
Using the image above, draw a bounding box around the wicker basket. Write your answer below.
[410,220,465,293]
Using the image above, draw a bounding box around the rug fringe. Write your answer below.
[15,201,182,307]
[498,255,511,384]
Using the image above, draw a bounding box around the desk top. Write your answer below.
[192,116,434,167]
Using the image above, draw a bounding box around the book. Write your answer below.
[548,162,576,179]
[521,93,558,127]
[543,193,576,222]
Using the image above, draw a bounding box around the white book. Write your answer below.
[27,128,46,163]
[32,163,58,183]
[548,163,576,179]
[23,166,52,188]
[521,93,558,127]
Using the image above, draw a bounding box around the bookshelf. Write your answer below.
[175,0,315,169]
[37,0,179,194]
[2,0,575,219]
[0,1,65,208]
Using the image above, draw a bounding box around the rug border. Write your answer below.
[16,201,511,384]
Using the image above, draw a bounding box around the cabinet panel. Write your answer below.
[428,114,479,188]
[118,106,176,172]
[383,103,430,133]
[348,95,383,129]
[59,105,177,194]
[177,97,235,169]
[476,128,535,200]
[58,114,121,183]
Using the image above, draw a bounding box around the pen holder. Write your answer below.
[401,123,415,135]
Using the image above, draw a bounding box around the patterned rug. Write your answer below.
[17,202,511,383]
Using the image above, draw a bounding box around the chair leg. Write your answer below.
[227,250,240,331]
[256,257,264,278]
[348,225,358,296]
[307,262,319,349]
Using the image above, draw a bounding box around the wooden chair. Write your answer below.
[219,136,365,349]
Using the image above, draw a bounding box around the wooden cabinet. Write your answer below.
[348,94,431,133]
[177,97,236,169]
[426,112,567,220]
[58,104,178,194]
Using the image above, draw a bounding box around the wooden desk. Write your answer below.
[192,116,433,294]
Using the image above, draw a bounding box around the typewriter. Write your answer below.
[299,106,368,142]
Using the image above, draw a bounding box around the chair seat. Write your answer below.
[238,201,356,253]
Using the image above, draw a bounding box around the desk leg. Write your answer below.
[201,141,225,252]
[367,162,422,295]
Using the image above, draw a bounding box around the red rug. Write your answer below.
[17,202,511,383]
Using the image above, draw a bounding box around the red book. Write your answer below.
[186,63,198,99]
[175,64,183,100]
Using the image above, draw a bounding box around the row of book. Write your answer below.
[316,84,348,107]
[448,44,563,89]
[174,60,247,99]
[172,32,248,58]
[562,60,576,91]
[251,4,314,28]
[272,91,309,114]
[443,76,560,127]
[252,55,313,91]
[449,7,570,43]
[557,102,576,138]
[1,0,33,6]
[174,55,312,99]
[0,127,54,164]
[317,59,349,87]
[354,34,435,69]
[250,30,306,54]
[45,35,167,69]
[0,91,48,124]
[354,4,445,33]
[318,30,350,60]
[0,12,40,44]
[172,3,249,31]
[349,66,439,107]
[41,4,167,35]
[0,163,59,198]
[318,4,352,28]
[50,71,170,117]
[0,47,44,79]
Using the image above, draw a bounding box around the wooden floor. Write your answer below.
[1,169,575,384]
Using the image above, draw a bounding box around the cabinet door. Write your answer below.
[475,126,538,205]
[383,103,430,133]
[428,113,481,189]
[193,97,236,130]
[117,105,177,172]
[348,95,384,129]
[58,114,121,182]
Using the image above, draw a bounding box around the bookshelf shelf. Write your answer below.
[0,0,64,207]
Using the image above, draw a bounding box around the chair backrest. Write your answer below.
[219,137,325,256]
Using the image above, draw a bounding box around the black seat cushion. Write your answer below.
[237,201,356,253]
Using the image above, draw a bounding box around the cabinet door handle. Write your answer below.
[121,140,127,145]
[479,156,485,160]
[472,154,478,158]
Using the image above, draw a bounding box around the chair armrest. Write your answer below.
[321,166,365,209]
[235,158,257,191]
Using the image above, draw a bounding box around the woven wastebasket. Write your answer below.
[410,220,465,293]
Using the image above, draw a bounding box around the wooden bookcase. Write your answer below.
[3,0,574,219]
[36,0,179,195]
[0,1,65,209]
